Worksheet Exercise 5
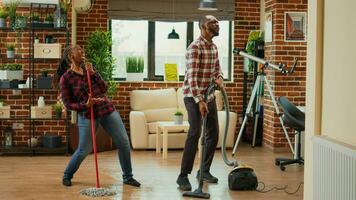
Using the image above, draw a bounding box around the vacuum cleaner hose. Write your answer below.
[220,87,238,167]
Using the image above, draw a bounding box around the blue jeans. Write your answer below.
[63,111,133,182]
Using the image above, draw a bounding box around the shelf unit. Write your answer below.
[0,3,70,155]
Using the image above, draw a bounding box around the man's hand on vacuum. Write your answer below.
[198,99,208,118]
[214,76,224,89]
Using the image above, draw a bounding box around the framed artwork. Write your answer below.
[284,12,307,42]
[264,12,273,42]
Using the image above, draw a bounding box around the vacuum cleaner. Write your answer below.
[183,83,258,199]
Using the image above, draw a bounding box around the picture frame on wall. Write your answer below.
[284,12,307,42]
[264,12,273,42]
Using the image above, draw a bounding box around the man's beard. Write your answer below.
[209,27,219,36]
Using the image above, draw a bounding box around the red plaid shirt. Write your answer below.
[59,68,115,119]
[183,36,223,103]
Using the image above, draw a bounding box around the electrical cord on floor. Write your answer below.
[256,181,304,195]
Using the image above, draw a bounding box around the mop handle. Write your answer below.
[85,65,101,189]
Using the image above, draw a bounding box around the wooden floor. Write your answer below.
[0,144,304,200]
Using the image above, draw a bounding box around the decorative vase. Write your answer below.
[28,137,39,147]
[37,96,45,107]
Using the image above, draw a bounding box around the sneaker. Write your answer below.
[196,170,218,183]
[176,175,192,191]
[62,178,72,187]
[124,178,141,187]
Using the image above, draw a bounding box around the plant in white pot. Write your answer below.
[53,100,64,119]
[0,63,23,80]
[6,44,15,59]
[0,7,8,28]
[174,111,183,125]
[126,56,144,82]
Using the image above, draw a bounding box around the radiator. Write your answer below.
[313,136,356,200]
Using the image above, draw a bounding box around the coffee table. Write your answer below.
[155,121,189,159]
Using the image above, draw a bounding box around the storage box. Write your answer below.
[31,106,52,119]
[0,106,10,118]
[34,43,61,59]
[42,135,61,148]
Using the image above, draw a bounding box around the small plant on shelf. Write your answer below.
[31,13,40,22]
[174,111,183,116]
[44,14,53,23]
[53,99,64,119]
[40,69,49,77]
[59,0,71,14]
[6,44,15,59]
[0,7,8,28]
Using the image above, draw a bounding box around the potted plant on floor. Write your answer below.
[85,30,117,97]
[174,111,183,125]
[126,56,144,82]
[6,44,15,58]
[0,7,8,28]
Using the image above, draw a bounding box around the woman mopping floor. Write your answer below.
[56,45,141,196]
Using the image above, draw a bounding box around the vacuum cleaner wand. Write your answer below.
[183,83,217,199]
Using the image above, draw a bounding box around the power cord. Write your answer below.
[256,181,304,195]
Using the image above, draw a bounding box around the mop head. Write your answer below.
[80,187,117,197]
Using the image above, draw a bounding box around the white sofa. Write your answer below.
[129,88,237,150]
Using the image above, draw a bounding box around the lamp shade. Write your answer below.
[168,28,180,39]
[198,0,218,11]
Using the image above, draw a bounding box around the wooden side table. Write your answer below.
[156,121,189,159]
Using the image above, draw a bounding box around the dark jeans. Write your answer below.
[180,97,219,175]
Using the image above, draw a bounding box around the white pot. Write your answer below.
[0,18,5,28]
[0,70,23,80]
[174,115,183,125]
[7,50,15,59]
[126,73,144,82]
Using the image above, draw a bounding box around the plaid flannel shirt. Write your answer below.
[183,36,223,103]
[59,68,115,119]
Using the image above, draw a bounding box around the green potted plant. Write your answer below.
[59,0,71,14]
[126,56,144,82]
[6,43,15,58]
[0,7,8,28]
[53,100,63,119]
[44,14,53,24]
[37,69,52,89]
[85,30,117,98]
[0,63,23,81]
[31,12,40,24]
[174,111,183,125]
[4,0,20,28]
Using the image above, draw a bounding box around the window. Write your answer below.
[155,22,187,76]
[111,20,233,81]
[111,20,148,79]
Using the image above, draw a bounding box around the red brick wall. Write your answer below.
[1,0,307,151]
[263,0,307,150]
[0,4,68,146]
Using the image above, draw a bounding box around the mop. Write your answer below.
[80,65,116,197]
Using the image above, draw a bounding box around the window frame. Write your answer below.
[109,20,233,81]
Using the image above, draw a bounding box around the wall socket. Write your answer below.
[12,123,24,129]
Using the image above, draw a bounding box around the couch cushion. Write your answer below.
[130,88,177,110]
[147,122,188,134]
[143,108,177,123]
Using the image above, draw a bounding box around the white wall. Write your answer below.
[322,0,356,146]
[304,0,356,199]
